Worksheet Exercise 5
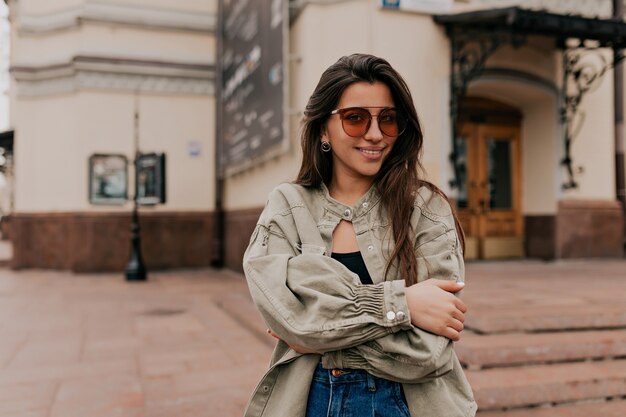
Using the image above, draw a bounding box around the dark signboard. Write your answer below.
[219,0,288,174]
[136,153,166,206]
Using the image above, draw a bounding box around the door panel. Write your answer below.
[457,122,523,260]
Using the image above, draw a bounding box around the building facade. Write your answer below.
[6,0,217,271]
[4,0,626,272]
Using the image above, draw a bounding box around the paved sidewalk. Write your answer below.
[0,260,625,417]
[0,268,271,417]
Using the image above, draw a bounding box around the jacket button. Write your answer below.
[396,311,406,321]
[343,209,351,218]
[386,311,396,321]
[367,245,374,251]
[261,385,270,392]
[362,202,369,209]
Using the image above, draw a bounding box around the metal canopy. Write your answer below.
[435,6,626,48]
[434,7,626,190]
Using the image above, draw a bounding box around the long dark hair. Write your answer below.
[295,53,464,285]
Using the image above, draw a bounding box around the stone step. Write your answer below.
[466,359,626,411]
[466,304,626,334]
[477,400,626,417]
[456,329,626,369]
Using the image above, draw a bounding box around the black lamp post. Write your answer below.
[125,91,148,281]
[614,0,626,253]
[125,189,147,281]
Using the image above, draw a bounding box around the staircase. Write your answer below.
[456,261,626,416]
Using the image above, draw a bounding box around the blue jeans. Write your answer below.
[305,363,411,417]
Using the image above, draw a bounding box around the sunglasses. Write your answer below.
[330,107,408,138]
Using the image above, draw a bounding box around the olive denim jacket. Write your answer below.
[242,183,477,417]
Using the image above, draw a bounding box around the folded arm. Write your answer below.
[244,217,412,353]
[321,210,466,384]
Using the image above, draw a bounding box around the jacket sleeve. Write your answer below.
[321,198,465,384]
[243,190,413,353]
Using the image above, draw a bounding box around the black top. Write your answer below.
[331,251,374,285]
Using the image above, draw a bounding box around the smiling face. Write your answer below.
[322,81,399,188]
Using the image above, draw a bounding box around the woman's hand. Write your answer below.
[267,329,321,354]
[405,279,467,341]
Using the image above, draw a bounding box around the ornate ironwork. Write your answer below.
[441,6,626,192]
[449,31,527,188]
[560,46,625,189]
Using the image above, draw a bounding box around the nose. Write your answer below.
[364,117,384,141]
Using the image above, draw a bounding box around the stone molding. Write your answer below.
[11,55,215,96]
[14,1,216,34]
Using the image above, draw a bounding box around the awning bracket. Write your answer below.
[448,31,527,189]
[436,7,626,192]
[560,45,625,189]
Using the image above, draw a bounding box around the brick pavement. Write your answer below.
[0,260,625,416]
[0,268,271,417]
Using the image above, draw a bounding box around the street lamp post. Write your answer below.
[614,0,626,253]
[125,91,147,281]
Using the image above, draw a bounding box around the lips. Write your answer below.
[356,147,384,159]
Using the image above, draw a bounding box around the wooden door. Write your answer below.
[456,122,523,260]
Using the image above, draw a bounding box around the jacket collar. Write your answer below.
[318,182,382,221]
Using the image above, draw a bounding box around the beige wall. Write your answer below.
[122,0,216,14]
[224,1,454,209]
[10,0,623,215]
[19,0,83,15]
[565,64,616,200]
[13,94,80,212]
[224,1,621,211]
[18,0,216,18]
[139,93,215,211]
[13,24,214,67]
[10,0,216,213]
[80,25,215,64]
[12,29,80,66]
[13,91,214,212]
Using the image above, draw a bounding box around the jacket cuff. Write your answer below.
[381,280,412,331]
[352,279,411,330]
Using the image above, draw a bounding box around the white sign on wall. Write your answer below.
[380,0,453,13]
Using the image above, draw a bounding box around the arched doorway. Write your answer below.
[456,97,523,260]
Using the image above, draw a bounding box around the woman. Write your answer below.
[243,54,476,417]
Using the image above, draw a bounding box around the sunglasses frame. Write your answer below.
[330,106,407,138]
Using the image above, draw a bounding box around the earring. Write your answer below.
[321,141,332,152]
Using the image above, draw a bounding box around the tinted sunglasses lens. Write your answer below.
[378,109,407,137]
[340,108,370,137]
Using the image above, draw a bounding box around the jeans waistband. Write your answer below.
[313,362,378,390]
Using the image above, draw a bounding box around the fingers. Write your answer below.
[448,318,464,333]
[451,308,465,324]
[423,279,466,293]
[454,297,468,314]
[444,327,461,342]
